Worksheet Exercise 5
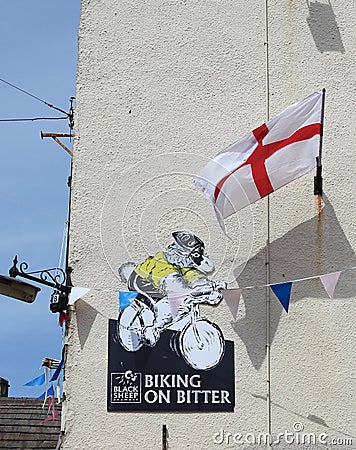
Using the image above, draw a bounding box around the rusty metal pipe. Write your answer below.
[41,132,74,139]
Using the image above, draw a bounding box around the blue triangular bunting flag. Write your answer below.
[119,291,138,310]
[36,385,54,400]
[23,373,45,387]
[49,360,64,382]
[270,282,293,313]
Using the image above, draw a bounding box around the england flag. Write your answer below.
[194,91,323,227]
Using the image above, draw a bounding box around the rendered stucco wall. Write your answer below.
[63,1,355,449]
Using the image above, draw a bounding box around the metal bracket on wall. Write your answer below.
[9,255,72,294]
[41,132,74,157]
[162,424,168,450]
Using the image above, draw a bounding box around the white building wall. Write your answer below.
[63,1,355,448]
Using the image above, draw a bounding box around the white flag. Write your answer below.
[222,288,242,320]
[68,287,90,305]
[320,271,341,299]
[194,92,323,225]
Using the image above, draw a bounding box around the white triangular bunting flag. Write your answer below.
[222,288,242,320]
[68,287,90,305]
[168,294,185,319]
[320,272,341,299]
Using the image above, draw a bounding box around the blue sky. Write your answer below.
[0,1,80,397]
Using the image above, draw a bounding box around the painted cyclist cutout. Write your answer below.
[118,231,227,370]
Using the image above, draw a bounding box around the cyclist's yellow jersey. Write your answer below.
[134,251,203,289]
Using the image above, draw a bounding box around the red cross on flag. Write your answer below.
[194,91,323,228]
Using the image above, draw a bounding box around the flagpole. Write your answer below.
[264,0,272,441]
[314,88,326,195]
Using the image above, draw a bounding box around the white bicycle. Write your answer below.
[117,288,225,371]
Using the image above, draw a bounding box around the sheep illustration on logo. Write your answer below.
[118,231,227,370]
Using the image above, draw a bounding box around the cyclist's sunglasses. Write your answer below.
[190,246,205,265]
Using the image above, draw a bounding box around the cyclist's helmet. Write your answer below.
[172,231,205,265]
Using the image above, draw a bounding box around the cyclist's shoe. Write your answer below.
[143,326,160,347]
[154,298,173,329]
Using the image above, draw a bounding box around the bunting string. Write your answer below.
[70,266,356,295]
[66,266,356,321]
[234,265,356,291]
[220,266,356,316]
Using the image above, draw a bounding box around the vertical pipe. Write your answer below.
[264,0,272,441]
[61,107,74,435]
[266,203,271,441]
[64,97,76,282]
[64,150,73,282]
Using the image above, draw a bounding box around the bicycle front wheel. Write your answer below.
[178,318,225,370]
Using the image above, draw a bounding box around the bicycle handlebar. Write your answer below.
[189,281,227,298]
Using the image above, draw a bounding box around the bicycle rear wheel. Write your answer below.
[118,303,154,352]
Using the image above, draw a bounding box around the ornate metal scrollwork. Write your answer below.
[9,256,71,294]
[19,261,28,272]
[36,267,66,286]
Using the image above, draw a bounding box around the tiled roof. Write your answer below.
[0,397,61,449]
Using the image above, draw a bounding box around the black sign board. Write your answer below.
[107,319,235,412]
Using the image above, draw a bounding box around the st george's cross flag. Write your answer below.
[194,91,323,228]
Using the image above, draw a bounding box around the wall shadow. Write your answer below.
[249,391,353,438]
[306,1,345,53]
[76,299,98,350]
[231,195,355,369]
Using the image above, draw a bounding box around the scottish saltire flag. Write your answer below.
[194,92,323,227]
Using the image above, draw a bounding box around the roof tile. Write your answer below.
[0,398,61,449]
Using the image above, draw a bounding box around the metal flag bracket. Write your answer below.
[314,88,326,196]
[41,132,74,157]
